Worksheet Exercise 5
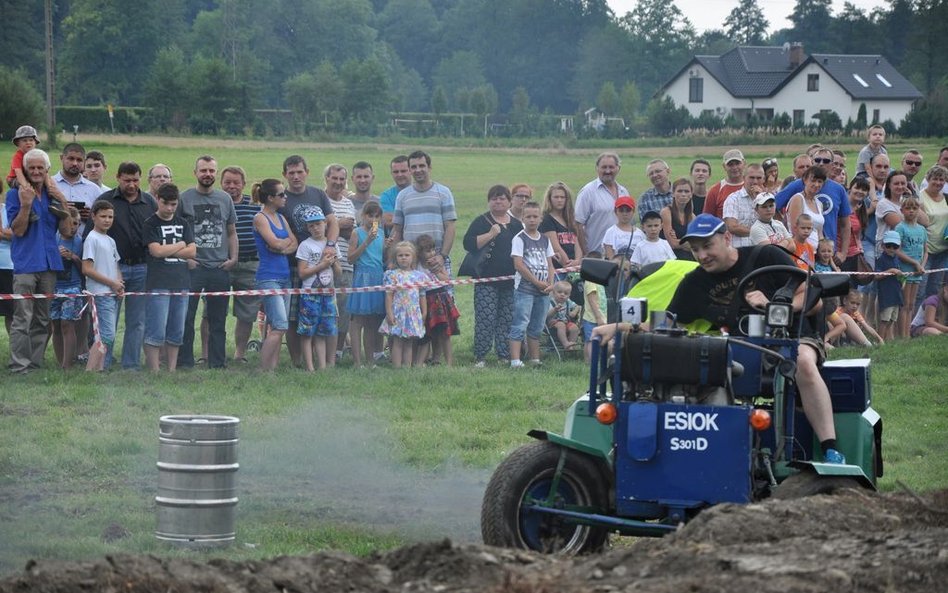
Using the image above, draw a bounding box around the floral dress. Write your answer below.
[379,268,427,338]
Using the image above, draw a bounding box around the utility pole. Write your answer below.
[44,0,56,146]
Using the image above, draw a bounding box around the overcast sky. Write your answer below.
[606,0,885,34]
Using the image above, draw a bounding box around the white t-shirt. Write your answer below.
[82,229,120,294]
[296,237,334,289]
[630,238,676,267]
[750,219,792,246]
[601,225,645,260]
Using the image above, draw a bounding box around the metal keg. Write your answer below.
[155,415,239,547]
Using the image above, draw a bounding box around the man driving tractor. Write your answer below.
[593,213,846,464]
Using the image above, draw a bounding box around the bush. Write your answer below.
[0,66,45,141]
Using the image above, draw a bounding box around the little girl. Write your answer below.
[379,241,427,368]
[346,202,386,368]
[416,234,460,366]
[896,194,927,338]
[814,238,840,273]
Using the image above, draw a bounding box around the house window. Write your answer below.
[689,78,704,103]
[873,109,880,123]
[807,74,819,92]
[793,110,805,127]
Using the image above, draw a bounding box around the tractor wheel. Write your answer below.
[481,441,609,554]
[772,470,863,499]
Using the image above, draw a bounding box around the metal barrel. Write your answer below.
[155,415,239,547]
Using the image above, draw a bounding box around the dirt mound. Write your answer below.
[3,489,946,593]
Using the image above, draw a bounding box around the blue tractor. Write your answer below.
[480,261,883,553]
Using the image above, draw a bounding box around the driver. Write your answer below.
[593,214,846,464]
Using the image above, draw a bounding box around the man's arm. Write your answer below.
[441,220,456,257]
[835,215,851,262]
[9,188,34,237]
[222,223,238,270]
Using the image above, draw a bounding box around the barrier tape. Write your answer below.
[1,266,943,301]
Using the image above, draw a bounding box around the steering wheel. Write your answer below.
[735,264,807,313]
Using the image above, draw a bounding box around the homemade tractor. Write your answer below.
[481,261,883,553]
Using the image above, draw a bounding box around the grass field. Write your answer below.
[0,137,946,575]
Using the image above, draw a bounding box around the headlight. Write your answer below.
[766,302,792,328]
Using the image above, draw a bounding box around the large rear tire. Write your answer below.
[772,470,862,499]
[481,441,609,554]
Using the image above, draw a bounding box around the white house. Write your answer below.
[659,43,923,126]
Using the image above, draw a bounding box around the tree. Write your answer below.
[619,0,696,97]
[904,0,948,93]
[340,58,392,122]
[143,46,191,131]
[832,3,877,54]
[856,103,868,129]
[569,23,637,108]
[596,82,619,116]
[724,0,769,45]
[788,0,833,52]
[619,82,641,125]
[432,51,487,111]
[377,0,441,79]
[283,72,321,130]
[0,66,45,139]
[644,96,691,136]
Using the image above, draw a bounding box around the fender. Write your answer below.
[528,429,612,467]
[787,460,876,490]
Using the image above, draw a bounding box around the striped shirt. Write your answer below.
[393,182,458,251]
[233,195,261,261]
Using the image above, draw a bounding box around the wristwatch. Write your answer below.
[326,240,336,247]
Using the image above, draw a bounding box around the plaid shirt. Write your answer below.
[722,189,757,248]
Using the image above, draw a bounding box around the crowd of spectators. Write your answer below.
[2,127,946,374]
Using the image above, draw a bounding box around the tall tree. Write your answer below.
[904,0,948,93]
[832,3,878,54]
[143,46,191,130]
[724,0,769,45]
[619,0,696,98]
[788,0,834,52]
[376,0,442,80]
[569,23,637,109]
[596,82,619,116]
[876,0,915,67]
[432,51,487,111]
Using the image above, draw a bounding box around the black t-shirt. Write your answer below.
[144,213,194,290]
[667,245,807,334]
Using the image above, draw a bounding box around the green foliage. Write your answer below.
[596,82,619,117]
[645,96,692,136]
[0,65,45,139]
[432,51,487,111]
[724,0,769,45]
[899,79,948,136]
[143,46,190,131]
[812,110,843,132]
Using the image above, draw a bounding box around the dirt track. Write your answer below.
[3,487,945,593]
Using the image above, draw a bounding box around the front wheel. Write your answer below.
[481,441,609,554]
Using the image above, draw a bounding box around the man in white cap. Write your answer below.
[593,213,847,465]
[702,149,746,219]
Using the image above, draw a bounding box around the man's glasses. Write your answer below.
[904,160,922,167]
[813,158,832,164]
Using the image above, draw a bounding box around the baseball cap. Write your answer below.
[681,213,726,242]
[882,230,901,246]
[12,125,39,145]
[722,149,744,164]
[614,196,636,210]
[754,192,776,207]
[303,207,326,222]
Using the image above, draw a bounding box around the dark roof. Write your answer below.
[661,46,921,101]
[808,54,923,100]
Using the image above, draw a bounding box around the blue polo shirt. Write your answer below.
[5,187,64,275]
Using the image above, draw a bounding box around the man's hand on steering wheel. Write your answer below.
[744,290,770,310]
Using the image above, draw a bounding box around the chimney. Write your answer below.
[789,42,804,69]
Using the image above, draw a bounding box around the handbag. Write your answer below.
[458,215,496,278]
[852,253,874,285]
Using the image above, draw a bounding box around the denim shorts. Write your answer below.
[509,290,548,341]
[256,278,290,331]
[144,290,189,347]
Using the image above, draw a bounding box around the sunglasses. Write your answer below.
[813,158,833,164]
[762,158,778,167]
[904,160,922,167]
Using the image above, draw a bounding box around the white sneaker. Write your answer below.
[510,360,525,368]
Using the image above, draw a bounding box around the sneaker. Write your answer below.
[48,202,70,220]
[510,360,525,369]
[474,360,486,368]
[823,448,846,464]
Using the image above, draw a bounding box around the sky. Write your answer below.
[606,0,885,34]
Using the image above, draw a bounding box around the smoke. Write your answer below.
[237,398,489,544]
